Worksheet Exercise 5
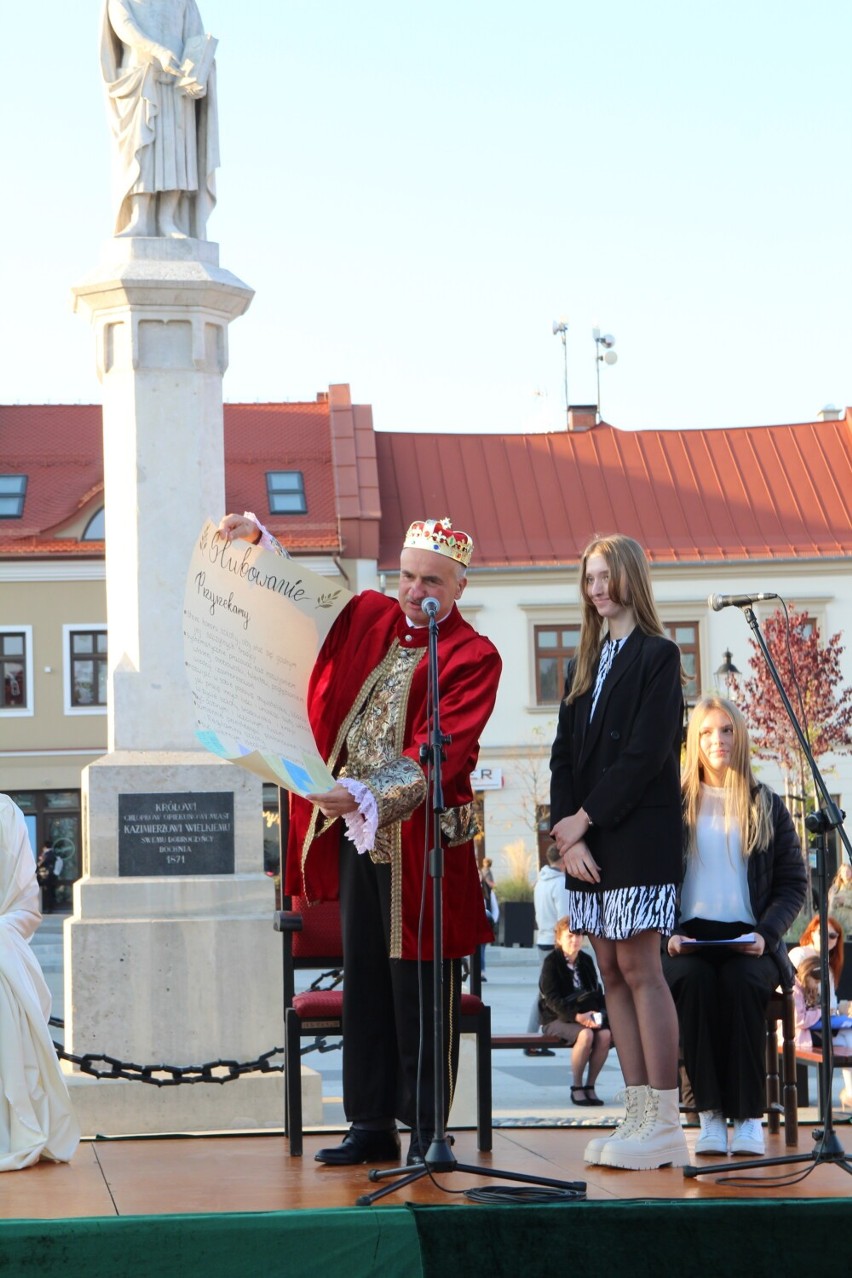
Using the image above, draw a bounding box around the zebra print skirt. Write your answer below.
[567,883,677,940]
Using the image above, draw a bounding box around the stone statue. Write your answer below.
[100,0,220,239]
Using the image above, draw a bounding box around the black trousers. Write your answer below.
[338,835,461,1132]
[662,947,778,1120]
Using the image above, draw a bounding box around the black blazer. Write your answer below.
[550,629,684,892]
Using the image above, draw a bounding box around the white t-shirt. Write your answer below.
[679,784,755,926]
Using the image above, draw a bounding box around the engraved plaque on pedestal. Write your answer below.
[118,792,235,876]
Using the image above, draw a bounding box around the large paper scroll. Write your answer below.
[183,520,352,795]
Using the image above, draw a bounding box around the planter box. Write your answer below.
[498,901,535,948]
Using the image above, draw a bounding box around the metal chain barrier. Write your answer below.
[46,967,344,1084]
[48,1023,285,1085]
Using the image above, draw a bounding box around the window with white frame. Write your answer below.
[0,627,33,715]
[798,612,819,641]
[64,625,108,714]
[534,624,580,705]
[532,619,701,707]
[663,621,700,704]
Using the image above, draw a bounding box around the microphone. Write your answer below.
[707,591,779,611]
[422,597,441,618]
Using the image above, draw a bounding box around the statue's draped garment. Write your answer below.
[100,0,219,238]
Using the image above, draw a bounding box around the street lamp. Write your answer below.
[592,328,617,422]
[715,649,741,697]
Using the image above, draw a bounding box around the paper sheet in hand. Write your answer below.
[183,520,352,795]
[810,1016,852,1033]
[679,933,756,947]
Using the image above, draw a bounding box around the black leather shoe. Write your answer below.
[524,1046,556,1057]
[315,1127,400,1165]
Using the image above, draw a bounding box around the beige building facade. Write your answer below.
[3,399,851,892]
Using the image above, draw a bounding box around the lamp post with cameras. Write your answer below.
[593,328,617,422]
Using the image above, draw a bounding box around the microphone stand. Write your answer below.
[356,602,585,1205]
[685,603,851,1182]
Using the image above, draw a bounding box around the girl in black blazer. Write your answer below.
[550,534,687,1170]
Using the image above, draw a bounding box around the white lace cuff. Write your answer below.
[243,511,290,558]
[339,778,379,854]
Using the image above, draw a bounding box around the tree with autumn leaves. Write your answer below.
[735,605,852,915]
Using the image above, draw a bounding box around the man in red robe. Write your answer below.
[219,513,501,1166]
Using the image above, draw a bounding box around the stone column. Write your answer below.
[66,240,317,1135]
[74,237,247,754]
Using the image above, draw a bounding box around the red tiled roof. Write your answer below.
[0,401,347,558]
[375,415,852,569]
[4,404,850,569]
[224,402,340,553]
[0,406,104,542]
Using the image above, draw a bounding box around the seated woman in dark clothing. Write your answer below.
[539,916,613,1105]
[662,697,806,1157]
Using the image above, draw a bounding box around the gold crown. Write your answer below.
[403,517,473,568]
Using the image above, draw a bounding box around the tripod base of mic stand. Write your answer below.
[684,1126,852,1179]
[355,1139,586,1207]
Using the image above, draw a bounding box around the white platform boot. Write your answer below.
[584,1085,647,1165]
[598,1086,689,1169]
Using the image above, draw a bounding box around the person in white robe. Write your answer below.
[0,794,80,1171]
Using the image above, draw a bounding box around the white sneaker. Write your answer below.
[731,1118,764,1156]
[694,1110,728,1156]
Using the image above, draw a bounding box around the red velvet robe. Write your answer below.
[285,590,501,959]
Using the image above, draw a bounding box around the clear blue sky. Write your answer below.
[1,1,850,433]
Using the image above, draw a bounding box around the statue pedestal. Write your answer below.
[66,241,306,1135]
[62,1064,321,1139]
[63,752,306,1136]
[447,1036,478,1129]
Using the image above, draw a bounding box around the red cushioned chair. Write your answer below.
[275,895,493,1156]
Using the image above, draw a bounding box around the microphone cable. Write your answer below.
[463,1184,586,1204]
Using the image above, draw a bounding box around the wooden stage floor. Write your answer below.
[3,1122,851,1218]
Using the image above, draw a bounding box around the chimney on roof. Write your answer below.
[816,403,841,421]
[316,391,329,403]
[567,404,597,432]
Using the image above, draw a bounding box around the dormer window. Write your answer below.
[266,471,307,514]
[0,475,26,517]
